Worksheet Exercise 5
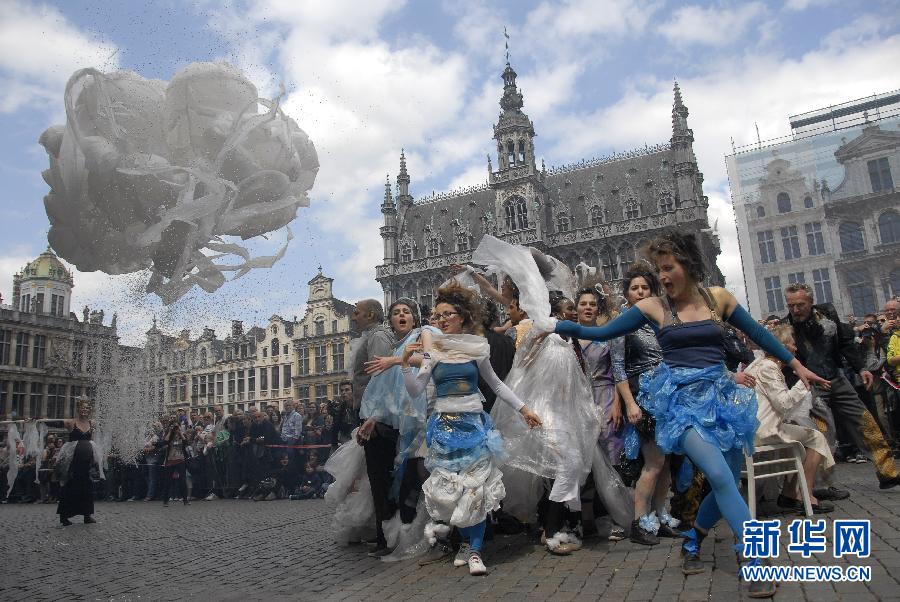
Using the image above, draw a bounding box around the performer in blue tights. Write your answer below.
[554,232,829,599]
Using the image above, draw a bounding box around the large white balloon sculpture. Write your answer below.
[39,62,318,303]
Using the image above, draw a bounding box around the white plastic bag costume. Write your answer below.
[323,430,376,545]
[473,235,631,523]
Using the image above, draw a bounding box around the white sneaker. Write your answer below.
[204,493,218,501]
[468,552,487,576]
[453,543,471,567]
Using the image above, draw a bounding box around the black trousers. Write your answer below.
[363,423,398,547]
[160,463,187,503]
[398,457,427,524]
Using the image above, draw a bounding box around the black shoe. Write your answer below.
[681,528,706,575]
[682,552,703,575]
[811,501,834,514]
[657,523,685,538]
[742,558,777,598]
[60,517,73,526]
[163,501,169,507]
[776,494,804,510]
[813,486,850,501]
[879,475,900,490]
[418,542,453,565]
[629,520,659,546]
[84,515,97,524]
[367,546,392,558]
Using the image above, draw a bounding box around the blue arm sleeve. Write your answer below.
[554,305,650,342]
[725,304,794,364]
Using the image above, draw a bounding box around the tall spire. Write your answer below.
[672,78,689,135]
[397,149,410,199]
[383,174,393,206]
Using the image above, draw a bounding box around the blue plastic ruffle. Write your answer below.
[637,362,759,456]
[425,411,506,473]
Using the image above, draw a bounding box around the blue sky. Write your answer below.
[1,0,898,344]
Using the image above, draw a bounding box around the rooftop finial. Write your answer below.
[504,26,510,64]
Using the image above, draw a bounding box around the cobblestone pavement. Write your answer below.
[3,462,900,601]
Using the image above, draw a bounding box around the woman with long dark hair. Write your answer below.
[160,417,189,507]
[55,396,101,525]
[554,231,828,598]
[610,262,680,545]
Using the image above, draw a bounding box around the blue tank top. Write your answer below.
[432,361,479,397]
[657,320,726,369]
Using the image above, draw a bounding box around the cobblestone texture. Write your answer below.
[3,462,900,601]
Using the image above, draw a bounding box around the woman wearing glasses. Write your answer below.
[401,281,542,576]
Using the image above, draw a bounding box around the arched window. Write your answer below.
[315,318,325,336]
[889,268,900,297]
[271,338,279,357]
[803,195,813,209]
[777,192,792,213]
[507,141,515,166]
[400,243,412,262]
[590,205,604,226]
[601,246,618,282]
[556,213,570,233]
[199,348,207,368]
[847,269,876,315]
[878,211,900,244]
[505,197,528,231]
[518,140,526,163]
[624,198,640,220]
[427,239,440,257]
[839,222,865,252]
[756,205,765,218]
[456,231,468,251]
[618,243,635,276]
[890,267,900,298]
[659,192,674,213]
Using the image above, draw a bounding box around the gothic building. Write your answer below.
[377,62,722,308]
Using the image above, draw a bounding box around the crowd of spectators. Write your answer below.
[1,381,360,505]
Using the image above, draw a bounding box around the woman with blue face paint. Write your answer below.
[554,231,829,599]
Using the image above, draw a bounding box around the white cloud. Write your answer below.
[783,0,834,11]
[0,0,119,112]
[657,3,766,47]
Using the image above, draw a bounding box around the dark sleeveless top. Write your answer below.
[656,288,727,369]
[69,424,92,442]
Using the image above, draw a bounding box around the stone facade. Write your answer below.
[377,64,722,308]
[135,269,357,416]
[825,124,900,315]
[0,249,119,419]
[730,114,900,319]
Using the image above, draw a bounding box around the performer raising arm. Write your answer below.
[555,232,828,599]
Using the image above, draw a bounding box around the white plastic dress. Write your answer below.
[323,430,376,545]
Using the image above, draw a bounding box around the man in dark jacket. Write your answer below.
[782,283,900,491]
[478,300,516,414]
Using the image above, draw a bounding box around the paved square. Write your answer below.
[3,462,899,601]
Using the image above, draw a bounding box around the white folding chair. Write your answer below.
[743,441,813,519]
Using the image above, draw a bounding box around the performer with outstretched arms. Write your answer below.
[554,232,829,599]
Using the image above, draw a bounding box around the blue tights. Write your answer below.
[681,429,750,542]
[459,519,486,552]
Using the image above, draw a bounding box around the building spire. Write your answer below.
[397,149,410,199]
[672,78,689,135]
[383,174,393,206]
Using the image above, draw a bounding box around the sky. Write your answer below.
[0,0,898,345]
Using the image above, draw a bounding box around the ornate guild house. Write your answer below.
[377,62,722,308]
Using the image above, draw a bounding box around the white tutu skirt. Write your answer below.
[323,432,376,545]
[493,328,601,505]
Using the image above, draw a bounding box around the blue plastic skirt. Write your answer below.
[424,411,506,474]
[637,362,759,456]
